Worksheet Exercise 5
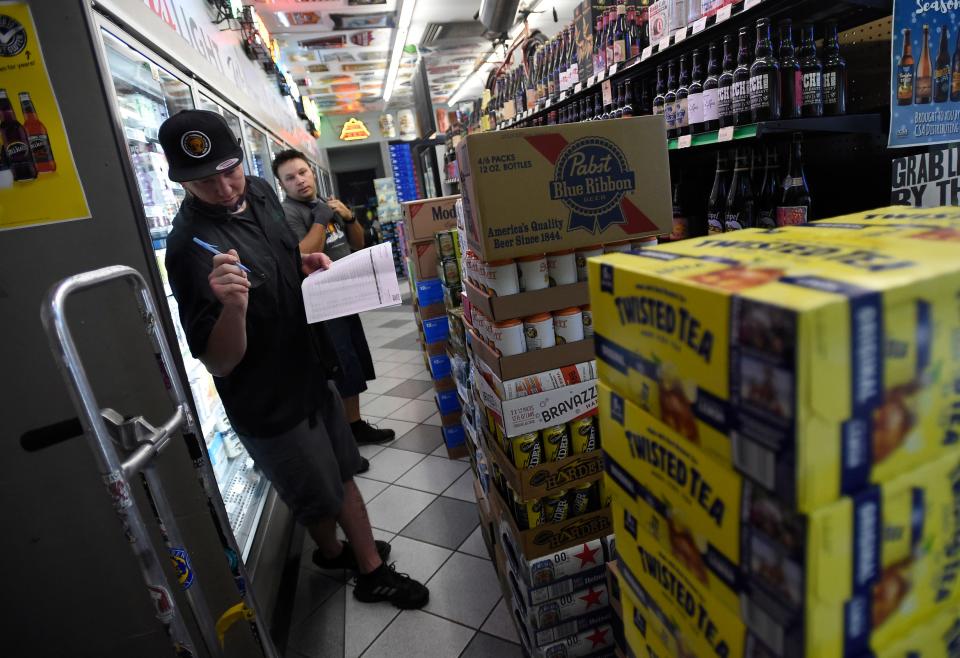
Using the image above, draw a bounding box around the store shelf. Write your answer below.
[500,0,891,131]
[666,113,882,149]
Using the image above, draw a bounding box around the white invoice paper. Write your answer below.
[301,242,402,323]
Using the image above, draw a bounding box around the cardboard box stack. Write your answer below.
[401,195,464,457]
[374,176,405,277]
[454,117,673,657]
[589,207,960,658]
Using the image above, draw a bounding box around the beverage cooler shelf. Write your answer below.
[499,0,890,131]
[667,112,882,148]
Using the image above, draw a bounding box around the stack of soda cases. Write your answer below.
[389,143,420,202]
[588,207,960,658]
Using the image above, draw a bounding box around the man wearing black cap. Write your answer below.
[160,109,428,610]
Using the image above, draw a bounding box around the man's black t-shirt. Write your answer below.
[165,176,341,438]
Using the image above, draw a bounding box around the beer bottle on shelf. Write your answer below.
[733,28,752,125]
[952,27,960,101]
[916,24,932,104]
[585,95,595,121]
[779,19,802,119]
[725,148,756,231]
[614,84,624,118]
[719,35,736,127]
[622,81,635,117]
[607,7,617,69]
[627,5,642,59]
[935,24,951,103]
[614,3,628,63]
[799,22,823,117]
[777,132,811,225]
[671,176,691,240]
[750,146,764,192]
[822,21,847,114]
[547,41,558,99]
[677,55,690,135]
[665,59,678,137]
[0,89,38,181]
[0,143,12,189]
[638,78,652,115]
[653,65,666,116]
[750,18,780,122]
[707,151,730,234]
[594,91,604,119]
[19,92,55,173]
[569,26,580,88]
[898,28,915,106]
[688,49,704,134]
[757,146,780,228]
[595,12,605,72]
[703,42,721,131]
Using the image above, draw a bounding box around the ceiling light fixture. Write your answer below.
[276,11,290,28]
[382,0,418,104]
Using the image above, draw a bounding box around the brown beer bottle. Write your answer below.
[0,89,37,181]
[935,25,951,103]
[916,24,932,104]
[19,92,55,173]
[898,28,915,106]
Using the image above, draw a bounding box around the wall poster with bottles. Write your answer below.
[889,0,960,147]
[0,2,89,230]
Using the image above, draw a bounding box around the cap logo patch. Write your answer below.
[181,131,211,158]
[216,157,240,171]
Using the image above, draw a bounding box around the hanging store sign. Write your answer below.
[339,117,371,141]
[891,143,960,205]
[889,0,960,147]
[0,2,90,231]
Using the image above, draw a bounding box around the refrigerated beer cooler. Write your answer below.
[1,1,331,655]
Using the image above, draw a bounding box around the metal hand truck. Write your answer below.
[41,265,279,658]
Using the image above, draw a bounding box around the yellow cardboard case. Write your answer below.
[455,117,672,261]
[619,575,684,658]
[605,428,960,658]
[868,605,960,658]
[588,228,960,513]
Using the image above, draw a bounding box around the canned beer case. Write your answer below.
[456,117,671,262]
[401,194,460,243]
[589,229,960,513]
[501,528,609,603]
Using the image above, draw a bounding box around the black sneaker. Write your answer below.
[312,540,391,571]
[357,456,370,474]
[352,420,395,444]
[354,563,429,609]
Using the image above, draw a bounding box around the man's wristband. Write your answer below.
[342,214,357,224]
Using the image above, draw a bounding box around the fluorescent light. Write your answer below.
[382,0,418,103]
[276,11,290,28]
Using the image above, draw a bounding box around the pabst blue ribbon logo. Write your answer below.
[549,137,636,234]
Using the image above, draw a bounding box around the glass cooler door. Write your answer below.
[100,29,268,558]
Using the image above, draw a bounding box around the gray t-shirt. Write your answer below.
[281,197,352,261]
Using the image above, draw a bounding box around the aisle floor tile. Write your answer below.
[357,443,387,460]
[287,585,346,657]
[457,526,490,561]
[480,598,520,643]
[289,569,342,628]
[400,496,478,549]
[366,485,436,533]
[442,470,477,503]
[364,448,425,483]
[395,456,469,494]
[379,535,453,584]
[422,412,443,426]
[342,586,401,658]
[417,387,437,401]
[363,376,406,394]
[368,417,417,440]
[423,552,501,628]
[388,399,437,423]
[409,370,435,382]
[361,610,474,658]
[383,362,428,379]
[389,424,444,454]
[383,379,434,399]
[359,395,409,418]
[461,631,523,658]
[353,477,389,502]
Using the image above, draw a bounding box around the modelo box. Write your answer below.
[455,117,671,262]
[588,229,960,514]
[401,194,460,243]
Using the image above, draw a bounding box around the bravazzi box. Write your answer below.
[400,194,460,243]
[605,425,960,658]
[588,228,960,514]
[456,117,671,262]
[480,358,597,401]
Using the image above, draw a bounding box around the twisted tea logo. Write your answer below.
[0,15,27,58]
[550,137,636,234]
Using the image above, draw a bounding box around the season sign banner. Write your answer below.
[0,2,89,230]
[889,0,960,147]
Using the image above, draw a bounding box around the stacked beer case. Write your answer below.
[374,176,405,278]
[454,117,672,658]
[401,194,466,458]
[590,205,960,658]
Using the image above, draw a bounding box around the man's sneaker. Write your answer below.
[357,456,370,474]
[313,540,391,571]
[354,563,429,609]
[352,420,395,444]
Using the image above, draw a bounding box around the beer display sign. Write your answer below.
[0,3,89,230]
[889,0,960,147]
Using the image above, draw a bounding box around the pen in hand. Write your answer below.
[193,237,252,273]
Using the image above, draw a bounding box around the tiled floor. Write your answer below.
[285,294,522,658]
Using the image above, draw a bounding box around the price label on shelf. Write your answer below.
[545,98,553,108]
[602,79,614,108]
[678,135,693,148]
[674,28,687,43]
[609,62,619,76]
[718,126,735,141]
[658,37,670,52]
[744,0,762,9]
[588,74,596,86]
[598,67,607,81]
[641,45,653,61]
[692,17,708,34]
[716,5,733,22]
[574,82,582,94]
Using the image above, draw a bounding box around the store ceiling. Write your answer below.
[255,0,578,116]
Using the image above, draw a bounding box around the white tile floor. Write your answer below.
[285,298,522,658]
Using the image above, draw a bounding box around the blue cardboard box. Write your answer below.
[442,423,465,449]
[429,353,451,379]
[422,316,449,344]
[416,279,443,307]
[436,389,461,415]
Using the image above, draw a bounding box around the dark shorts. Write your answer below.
[325,313,375,398]
[236,381,363,525]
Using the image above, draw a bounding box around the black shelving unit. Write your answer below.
[666,113,883,149]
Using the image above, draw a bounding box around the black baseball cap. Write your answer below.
[158,109,244,182]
